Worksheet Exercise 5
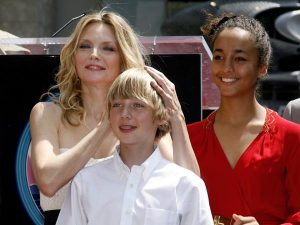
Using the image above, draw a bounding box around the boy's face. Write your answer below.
[109,98,159,147]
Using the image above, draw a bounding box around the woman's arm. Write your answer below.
[30,102,116,196]
[146,66,200,176]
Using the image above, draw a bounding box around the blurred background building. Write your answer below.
[0,0,166,37]
[1,0,300,113]
[1,0,300,141]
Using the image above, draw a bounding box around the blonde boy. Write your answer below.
[56,68,213,225]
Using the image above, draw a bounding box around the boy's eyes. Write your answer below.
[133,103,145,108]
[111,102,146,109]
[112,103,121,108]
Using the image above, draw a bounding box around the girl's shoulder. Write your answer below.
[188,111,216,131]
[266,108,300,134]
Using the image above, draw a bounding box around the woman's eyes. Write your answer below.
[78,43,91,49]
[78,44,116,51]
[102,46,115,52]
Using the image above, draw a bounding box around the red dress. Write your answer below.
[187,109,300,225]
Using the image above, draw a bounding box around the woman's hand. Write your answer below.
[145,66,200,176]
[145,66,185,122]
[232,214,259,225]
[94,113,118,158]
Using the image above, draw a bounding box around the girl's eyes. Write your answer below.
[213,55,246,62]
[213,55,223,61]
[235,57,246,62]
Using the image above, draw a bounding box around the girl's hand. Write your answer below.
[232,214,259,225]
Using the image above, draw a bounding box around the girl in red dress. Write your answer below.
[188,14,300,225]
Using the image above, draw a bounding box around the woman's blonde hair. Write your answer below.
[107,68,170,140]
[48,9,149,126]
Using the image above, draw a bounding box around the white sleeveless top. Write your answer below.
[40,148,103,211]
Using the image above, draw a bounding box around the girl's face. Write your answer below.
[212,27,267,97]
[75,22,121,88]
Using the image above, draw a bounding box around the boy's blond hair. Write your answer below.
[107,68,170,140]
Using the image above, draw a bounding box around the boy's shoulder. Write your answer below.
[76,155,115,178]
[159,158,203,185]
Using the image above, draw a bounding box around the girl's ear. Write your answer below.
[258,64,268,79]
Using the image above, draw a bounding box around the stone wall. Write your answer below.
[0,0,55,37]
[0,0,166,37]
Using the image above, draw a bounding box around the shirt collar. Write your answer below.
[140,145,162,181]
[113,146,130,178]
[113,145,163,181]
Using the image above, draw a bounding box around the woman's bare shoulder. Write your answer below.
[30,101,62,121]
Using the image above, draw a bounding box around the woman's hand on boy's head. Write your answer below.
[145,66,184,122]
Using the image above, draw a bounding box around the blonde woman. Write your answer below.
[30,9,199,224]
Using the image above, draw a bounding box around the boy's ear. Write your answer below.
[157,120,169,131]
[156,118,167,126]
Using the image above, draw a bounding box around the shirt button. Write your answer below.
[126,209,131,214]
[130,183,134,188]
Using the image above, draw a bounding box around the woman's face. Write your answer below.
[75,22,121,88]
[211,27,267,97]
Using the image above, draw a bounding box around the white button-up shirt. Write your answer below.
[56,147,213,225]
